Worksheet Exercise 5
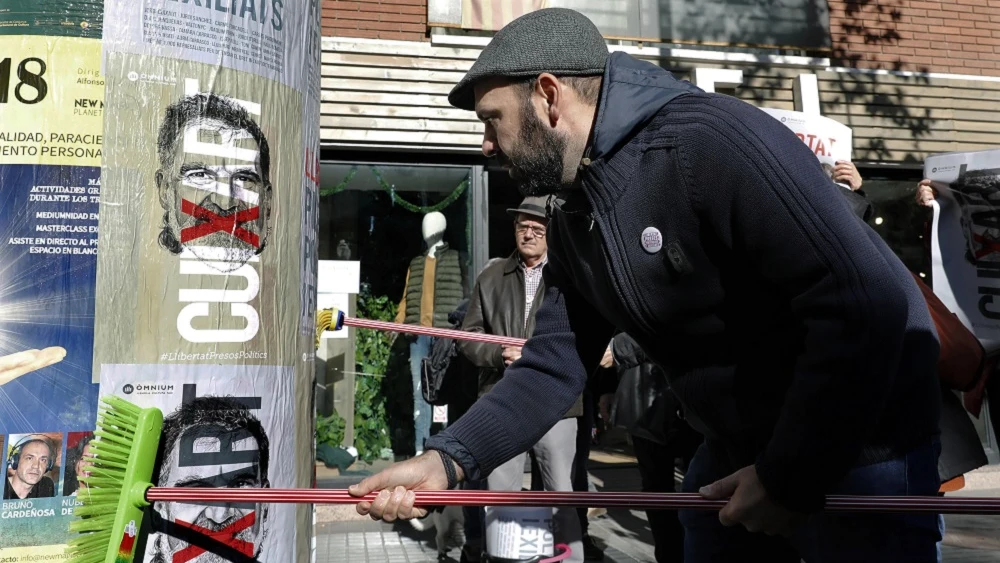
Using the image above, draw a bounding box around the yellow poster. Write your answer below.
[0,36,103,168]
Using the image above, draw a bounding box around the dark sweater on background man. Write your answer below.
[426,52,942,513]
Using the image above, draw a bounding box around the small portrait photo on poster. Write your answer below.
[63,431,95,497]
[3,432,62,500]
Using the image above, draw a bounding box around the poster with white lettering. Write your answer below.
[926,149,1000,353]
[759,108,853,185]
[100,364,295,563]
[93,0,319,561]
[0,2,105,558]
[0,2,103,436]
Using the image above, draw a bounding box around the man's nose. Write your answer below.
[482,137,496,158]
[204,503,232,524]
[218,176,238,200]
[481,126,497,158]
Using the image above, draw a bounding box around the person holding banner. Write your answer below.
[916,177,1000,450]
[830,160,875,222]
[350,8,944,562]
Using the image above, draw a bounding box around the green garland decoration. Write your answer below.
[370,167,469,214]
[319,167,358,197]
[320,165,469,214]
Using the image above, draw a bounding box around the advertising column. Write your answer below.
[93,1,320,562]
[0,2,104,560]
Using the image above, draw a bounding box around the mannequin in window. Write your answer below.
[395,211,466,455]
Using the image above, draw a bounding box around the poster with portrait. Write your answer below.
[100,364,295,563]
[925,149,1000,354]
[93,1,320,562]
[0,1,105,558]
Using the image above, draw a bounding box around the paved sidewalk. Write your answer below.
[313,456,1000,562]
[312,510,657,563]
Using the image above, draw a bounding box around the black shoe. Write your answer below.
[582,534,604,561]
[459,544,481,563]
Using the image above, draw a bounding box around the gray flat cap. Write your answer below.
[506,196,550,219]
[448,8,608,111]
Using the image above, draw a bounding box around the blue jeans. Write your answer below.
[410,335,432,453]
[679,439,944,563]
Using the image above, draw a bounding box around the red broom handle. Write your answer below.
[143,488,1000,515]
[341,316,527,347]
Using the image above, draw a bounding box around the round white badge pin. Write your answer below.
[641,227,663,254]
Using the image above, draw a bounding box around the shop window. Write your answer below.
[315,162,477,462]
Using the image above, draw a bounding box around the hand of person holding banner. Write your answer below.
[833,160,863,191]
[599,344,615,368]
[0,347,67,386]
[916,179,938,207]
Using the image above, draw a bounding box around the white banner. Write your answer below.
[760,108,853,169]
[926,149,1000,353]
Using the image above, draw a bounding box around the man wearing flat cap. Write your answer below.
[458,196,586,562]
[352,8,943,562]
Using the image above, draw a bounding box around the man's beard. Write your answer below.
[502,105,569,197]
[150,513,262,563]
[168,197,266,272]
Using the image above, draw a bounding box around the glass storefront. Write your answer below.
[315,161,487,463]
[319,163,479,295]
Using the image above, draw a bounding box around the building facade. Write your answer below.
[316,0,1000,461]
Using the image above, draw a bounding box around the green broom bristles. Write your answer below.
[65,396,164,563]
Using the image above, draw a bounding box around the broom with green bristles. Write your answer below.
[67,396,1000,563]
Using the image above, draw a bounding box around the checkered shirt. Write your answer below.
[521,256,547,329]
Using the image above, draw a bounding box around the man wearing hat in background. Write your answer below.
[352,7,944,562]
[457,195,587,562]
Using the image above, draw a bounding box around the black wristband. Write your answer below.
[435,449,458,490]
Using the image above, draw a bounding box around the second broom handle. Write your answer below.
[341,316,527,347]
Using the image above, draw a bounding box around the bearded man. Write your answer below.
[350,8,943,563]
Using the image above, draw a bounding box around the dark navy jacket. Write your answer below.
[427,52,942,512]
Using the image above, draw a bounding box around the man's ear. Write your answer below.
[255,183,273,254]
[535,73,563,127]
[155,170,170,210]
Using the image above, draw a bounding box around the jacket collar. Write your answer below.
[425,242,450,257]
[505,251,547,275]
[504,252,520,275]
[589,52,702,162]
